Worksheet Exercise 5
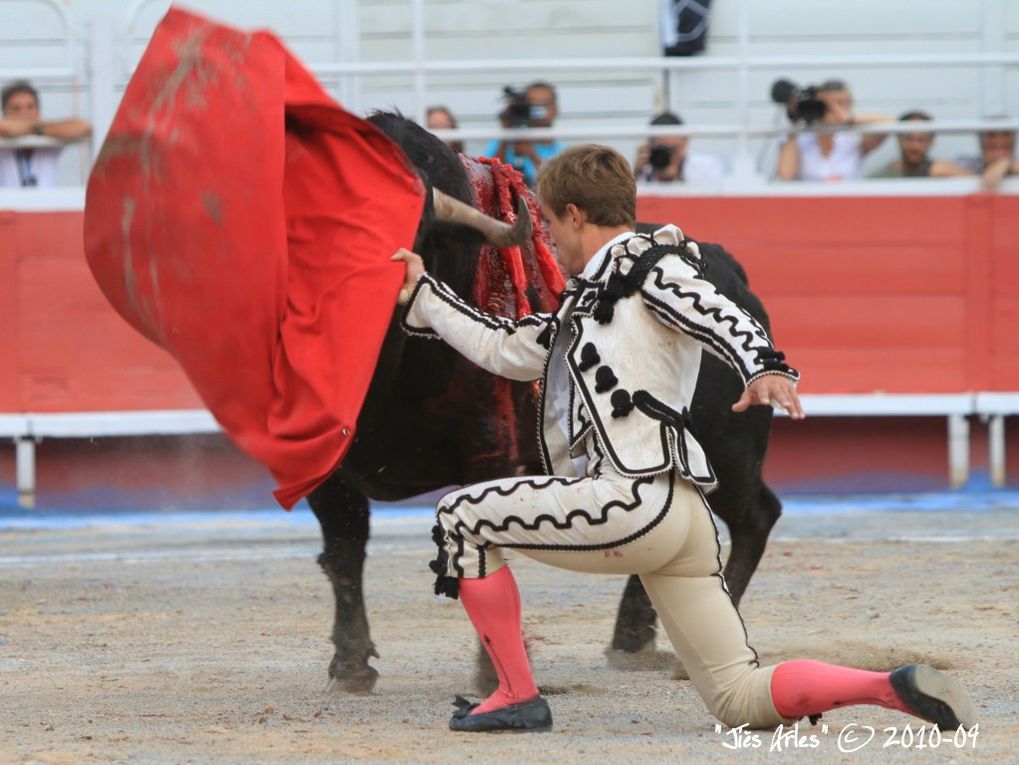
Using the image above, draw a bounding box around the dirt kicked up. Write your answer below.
[1,504,1017,764]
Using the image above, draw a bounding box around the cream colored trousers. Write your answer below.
[433,450,792,729]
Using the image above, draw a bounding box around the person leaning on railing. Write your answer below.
[955,119,1019,192]
[0,80,91,188]
[869,111,972,179]
[776,79,890,182]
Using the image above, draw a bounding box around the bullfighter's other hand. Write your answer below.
[391,247,426,305]
[733,375,805,420]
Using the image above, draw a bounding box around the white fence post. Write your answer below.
[16,437,37,507]
[981,0,1007,116]
[410,0,427,126]
[947,414,970,489]
[88,12,119,159]
[732,0,755,181]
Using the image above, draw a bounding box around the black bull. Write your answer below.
[309,113,782,693]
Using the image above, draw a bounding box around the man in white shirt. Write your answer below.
[634,111,723,183]
[0,80,91,187]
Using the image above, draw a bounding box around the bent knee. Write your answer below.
[707,672,786,730]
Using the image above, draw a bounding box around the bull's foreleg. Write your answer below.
[308,472,379,694]
[720,483,782,607]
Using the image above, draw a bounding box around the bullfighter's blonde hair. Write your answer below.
[537,144,636,228]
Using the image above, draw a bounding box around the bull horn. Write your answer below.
[432,188,533,247]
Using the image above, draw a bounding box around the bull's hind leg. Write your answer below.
[308,472,379,694]
[718,483,782,607]
[606,482,782,660]
[610,575,658,653]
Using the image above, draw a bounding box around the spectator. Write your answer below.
[633,111,723,183]
[870,111,971,178]
[485,81,563,187]
[0,80,91,187]
[426,105,464,154]
[776,79,889,181]
[955,120,1019,192]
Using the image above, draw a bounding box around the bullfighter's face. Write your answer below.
[540,201,585,276]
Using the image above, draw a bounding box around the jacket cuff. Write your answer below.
[398,272,441,339]
[746,368,801,387]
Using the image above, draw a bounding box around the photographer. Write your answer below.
[484,81,563,187]
[633,111,723,183]
[774,79,889,182]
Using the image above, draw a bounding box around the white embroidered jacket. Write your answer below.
[400,224,799,491]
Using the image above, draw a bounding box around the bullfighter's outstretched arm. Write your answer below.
[639,243,800,388]
[398,271,552,383]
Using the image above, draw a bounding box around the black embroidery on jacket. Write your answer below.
[594,365,618,393]
[610,389,634,418]
[578,342,600,371]
[535,322,554,350]
[631,390,716,485]
[433,472,674,566]
[429,523,461,599]
[754,348,796,376]
[593,242,690,324]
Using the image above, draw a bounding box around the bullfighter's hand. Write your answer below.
[391,247,426,305]
[732,375,805,420]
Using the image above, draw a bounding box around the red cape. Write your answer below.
[84,8,425,508]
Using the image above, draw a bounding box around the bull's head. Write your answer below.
[431,188,532,248]
[367,111,531,254]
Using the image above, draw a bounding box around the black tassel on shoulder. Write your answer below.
[592,242,689,324]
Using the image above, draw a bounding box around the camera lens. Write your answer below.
[649,145,674,170]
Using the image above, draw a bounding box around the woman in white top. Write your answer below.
[776,80,889,182]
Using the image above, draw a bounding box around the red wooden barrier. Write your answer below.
[3,195,1017,413]
[1,195,1016,501]
[0,210,201,412]
[637,194,1019,393]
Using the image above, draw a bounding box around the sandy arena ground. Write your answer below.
[1,503,1017,764]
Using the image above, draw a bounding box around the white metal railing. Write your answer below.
[0,135,69,149]
[0,0,76,82]
[428,118,1019,144]
[108,0,1019,180]
[308,51,1019,77]
[0,1,1012,185]
[8,393,1018,504]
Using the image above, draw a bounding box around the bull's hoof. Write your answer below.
[326,662,379,695]
[610,625,657,655]
[604,643,675,672]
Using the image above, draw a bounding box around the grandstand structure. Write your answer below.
[1,0,1018,506]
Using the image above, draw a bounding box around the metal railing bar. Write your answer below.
[307,51,1019,77]
[430,118,1019,143]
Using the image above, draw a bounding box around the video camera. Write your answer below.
[770,79,827,125]
[500,86,550,128]
[648,145,675,170]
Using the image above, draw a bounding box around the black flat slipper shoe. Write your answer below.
[448,695,553,733]
[889,664,978,729]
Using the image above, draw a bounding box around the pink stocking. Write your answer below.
[458,566,540,715]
